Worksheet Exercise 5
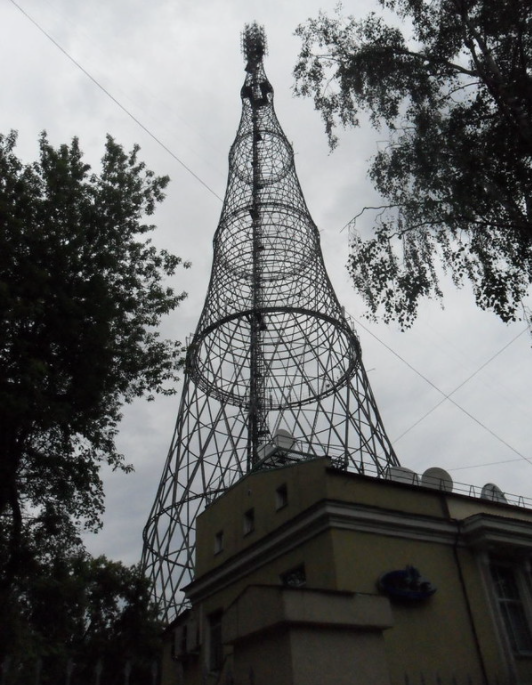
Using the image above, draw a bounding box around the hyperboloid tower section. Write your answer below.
[142,23,400,622]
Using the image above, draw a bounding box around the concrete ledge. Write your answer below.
[224,585,393,644]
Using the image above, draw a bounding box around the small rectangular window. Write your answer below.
[243,508,255,535]
[491,562,532,653]
[208,611,223,672]
[214,530,224,555]
[173,624,187,658]
[275,483,288,510]
[180,624,188,655]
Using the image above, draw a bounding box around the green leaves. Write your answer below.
[0,132,188,599]
[295,0,532,327]
[5,552,162,683]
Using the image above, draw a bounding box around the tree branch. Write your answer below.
[451,0,532,150]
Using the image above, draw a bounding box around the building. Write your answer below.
[162,457,532,685]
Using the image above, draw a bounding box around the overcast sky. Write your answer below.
[3,0,531,567]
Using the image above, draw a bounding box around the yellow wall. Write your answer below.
[196,458,329,576]
[448,496,532,523]
[330,527,498,683]
[325,466,447,518]
[183,458,532,685]
[199,531,337,617]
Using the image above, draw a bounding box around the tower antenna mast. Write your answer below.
[142,23,399,622]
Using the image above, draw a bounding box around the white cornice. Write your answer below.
[188,501,532,603]
[461,513,532,553]
[186,499,459,603]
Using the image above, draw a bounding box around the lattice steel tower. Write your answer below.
[142,23,399,622]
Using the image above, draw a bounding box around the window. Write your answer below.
[491,562,532,653]
[243,508,255,535]
[280,564,306,588]
[173,623,187,658]
[208,611,223,672]
[214,530,224,555]
[275,483,288,510]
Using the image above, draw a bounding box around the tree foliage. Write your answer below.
[0,132,188,592]
[2,551,162,684]
[294,0,532,327]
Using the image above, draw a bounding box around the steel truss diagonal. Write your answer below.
[142,23,400,622]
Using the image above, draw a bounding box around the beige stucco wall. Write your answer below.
[198,531,337,618]
[230,626,293,685]
[325,465,447,518]
[225,586,393,685]
[177,459,532,685]
[196,458,329,577]
[330,526,506,683]
[160,636,176,685]
[289,627,391,685]
[447,496,532,524]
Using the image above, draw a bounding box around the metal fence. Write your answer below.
[403,674,506,685]
[0,656,158,685]
[210,665,506,685]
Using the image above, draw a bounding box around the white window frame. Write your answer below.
[243,507,255,536]
[490,558,532,655]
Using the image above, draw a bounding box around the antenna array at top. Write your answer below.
[242,22,267,63]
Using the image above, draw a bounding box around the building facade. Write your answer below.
[162,458,532,685]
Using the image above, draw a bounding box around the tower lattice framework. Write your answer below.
[142,24,400,622]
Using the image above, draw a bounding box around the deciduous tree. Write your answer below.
[3,551,162,684]
[294,0,532,327]
[0,132,188,594]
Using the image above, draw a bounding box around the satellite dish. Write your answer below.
[273,429,295,451]
[481,483,507,504]
[421,467,453,492]
[385,466,419,486]
[257,430,297,466]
